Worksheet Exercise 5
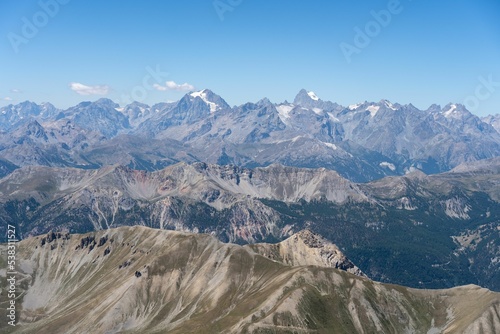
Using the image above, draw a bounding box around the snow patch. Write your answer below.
[379,162,396,171]
[307,91,319,101]
[327,112,340,122]
[442,104,457,118]
[276,104,294,122]
[190,89,219,113]
[273,135,303,144]
[312,108,323,115]
[323,142,337,150]
[348,103,361,110]
[406,166,420,174]
[383,100,397,110]
[366,105,380,117]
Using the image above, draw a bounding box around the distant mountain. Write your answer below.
[0,101,59,130]
[0,90,499,181]
[337,101,500,173]
[61,98,131,138]
[293,88,341,111]
[0,118,106,168]
[81,134,198,170]
[118,101,154,127]
[133,91,397,181]
[2,226,499,333]
[483,113,500,133]
[136,89,231,138]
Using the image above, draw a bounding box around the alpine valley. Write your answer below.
[1,90,500,333]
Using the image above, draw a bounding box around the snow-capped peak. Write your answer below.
[348,103,361,110]
[307,91,319,101]
[189,89,206,98]
[381,99,397,110]
[442,104,457,117]
[293,89,323,106]
[190,89,219,113]
[439,104,472,120]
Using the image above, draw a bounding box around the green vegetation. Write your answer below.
[2,186,499,292]
[260,192,500,291]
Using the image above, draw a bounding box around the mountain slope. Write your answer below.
[1,160,499,290]
[1,226,499,334]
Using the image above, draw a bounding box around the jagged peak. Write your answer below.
[441,103,471,117]
[294,89,322,105]
[277,229,367,277]
[256,97,273,106]
[185,89,229,112]
[291,229,326,248]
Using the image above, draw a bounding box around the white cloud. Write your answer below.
[69,82,110,96]
[10,89,22,93]
[2,97,12,101]
[153,80,194,92]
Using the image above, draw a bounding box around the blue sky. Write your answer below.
[0,0,499,116]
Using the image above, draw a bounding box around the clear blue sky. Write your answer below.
[1,0,499,116]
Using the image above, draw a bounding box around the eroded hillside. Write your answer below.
[1,226,499,334]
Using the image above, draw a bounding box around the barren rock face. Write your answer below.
[248,229,366,277]
[2,226,499,334]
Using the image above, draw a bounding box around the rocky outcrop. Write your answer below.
[249,229,366,277]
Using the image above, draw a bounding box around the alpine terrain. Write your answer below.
[1,226,499,333]
[1,90,500,333]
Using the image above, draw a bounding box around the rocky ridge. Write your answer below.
[1,226,499,334]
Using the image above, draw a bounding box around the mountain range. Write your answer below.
[2,90,500,331]
[1,89,499,182]
[1,159,499,291]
